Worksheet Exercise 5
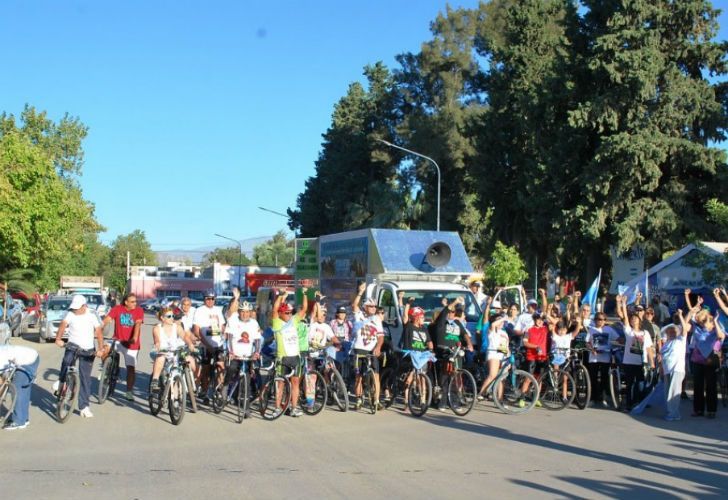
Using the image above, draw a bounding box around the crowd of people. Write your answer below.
[1,282,727,429]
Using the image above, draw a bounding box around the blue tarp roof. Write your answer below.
[370,229,473,274]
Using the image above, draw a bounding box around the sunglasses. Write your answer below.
[595,317,606,321]
[205,297,215,301]
[163,314,174,319]
[281,311,292,315]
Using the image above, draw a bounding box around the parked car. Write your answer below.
[0,294,25,337]
[11,291,43,330]
[39,295,74,342]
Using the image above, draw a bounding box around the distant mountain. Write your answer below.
[155,235,271,265]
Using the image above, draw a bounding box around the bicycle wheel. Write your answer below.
[0,383,17,427]
[608,369,622,410]
[97,356,114,404]
[302,370,327,415]
[328,369,349,412]
[148,374,164,416]
[168,373,186,425]
[572,364,591,410]
[364,370,378,415]
[540,370,576,411]
[448,369,477,416]
[211,381,226,414]
[407,372,433,417]
[493,369,538,415]
[236,373,249,424]
[260,377,290,421]
[108,354,120,396]
[184,367,198,413]
[56,373,78,423]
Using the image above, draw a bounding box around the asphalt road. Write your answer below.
[2,316,727,499]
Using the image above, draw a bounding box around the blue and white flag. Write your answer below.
[583,269,601,316]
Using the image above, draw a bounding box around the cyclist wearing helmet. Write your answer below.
[270,287,308,418]
[193,290,226,401]
[351,282,385,410]
[401,304,433,352]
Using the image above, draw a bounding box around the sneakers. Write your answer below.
[375,402,384,411]
[124,391,134,401]
[535,400,542,408]
[354,398,362,410]
[517,399,526,408]
[271,407,283,419]
[150,380,160,393]
[52,380,60,397]
[4,421,29,430]
[477,394,485,402]
[80,407,94,418]
[290,407,303,418]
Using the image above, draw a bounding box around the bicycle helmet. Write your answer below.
[408,306,425,318]
[238,301,253,312]
[278,302,294,314]
[203,289,216,299]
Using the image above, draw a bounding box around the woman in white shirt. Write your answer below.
[616,295,654,411]
[150,307,196,393]
[661,310,690,420]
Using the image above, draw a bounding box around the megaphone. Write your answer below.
[424,241,451,269]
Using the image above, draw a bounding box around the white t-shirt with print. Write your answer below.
[622,326,653,366]
[309,322,335,350]
[193,305,226,348]
[179,307,196,332]
[353,311,384,351]
[585,325,618,364]
[487,328,509,353]
[551,333,573,356]
[227,317,261,358]
[63,311,101,350]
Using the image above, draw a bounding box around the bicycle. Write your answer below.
[224,356,255,423]
[147,346,188,425]
[561,347,591,409]
[429,345,477,416]
[258,359,295,421]
[608,346,626,411]
[97,339,121,404]
[480,348,540,415]
[300,352,327,415]
[208,346,229,414]
[0,360,33,427]
[316,350,349,412]
[353,353,379,415]
[56,344,96,423]
[539,350,577,411]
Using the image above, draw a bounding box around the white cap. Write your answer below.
[69,294,87,310]
[362,298,376,307]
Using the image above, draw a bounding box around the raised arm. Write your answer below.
[539,288,548,313]
[271,288,288,322]
[684,288,693,310]
[227,287,241,319]
[676,309,690,337]
[352,282,366,314]
[297,287,309,320]
[715,313,725,341]
[713,288,728,316]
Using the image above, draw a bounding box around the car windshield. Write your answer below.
[82,294,103,306]
[48,300,72,311]
[400,290,481,323]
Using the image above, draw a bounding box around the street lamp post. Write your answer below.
[377,139,441,232]
[214,233,243,291]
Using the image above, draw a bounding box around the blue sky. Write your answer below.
[1,1,726,252]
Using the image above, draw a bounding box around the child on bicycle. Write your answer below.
[54,294,104,419]
[477,313,509,401]
[550,319,579,404]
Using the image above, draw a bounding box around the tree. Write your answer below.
[483,241,529,289]
[202,247,252,266]
[106,230,157,293]
[253,231,294,267]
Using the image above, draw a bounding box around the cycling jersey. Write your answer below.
[309,321,335,351]
[271,316,301,358]
[352,311,384,351]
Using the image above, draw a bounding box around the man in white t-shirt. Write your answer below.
[1,344,40,430]
[193,290,227,400]
[351,283,384,411]
[55,294,104,418]
[513,299,538,345]
[469,281,488,311]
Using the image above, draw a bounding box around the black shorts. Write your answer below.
[201,347,225,365]
[354,349,380,374]
[277,356,302,377]
[527,360,548,376]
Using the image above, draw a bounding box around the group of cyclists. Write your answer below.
[38,280,728,424]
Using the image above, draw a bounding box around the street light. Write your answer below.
[214,233,243,290]
[377,139,441,231]
[258,206,289,218]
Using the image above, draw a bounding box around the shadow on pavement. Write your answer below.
[424,412,727,498]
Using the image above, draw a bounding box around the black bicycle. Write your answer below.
[148,346,188,425]
[97,339,121,404]
[225,356,255,423]
[56,343,96,423]
[429,345,477,416]
[562,347,591,409]
[354,353,379,414]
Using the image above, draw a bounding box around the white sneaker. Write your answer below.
[80,407,94,418]
[124,391,134,401]
[52,380,60,397]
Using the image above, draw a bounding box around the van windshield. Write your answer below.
[400,290,481,323]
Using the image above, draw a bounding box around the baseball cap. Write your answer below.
[336,306,347,314]
[634,305,645,311]
[527,299,538,307]
[69,294,87,310]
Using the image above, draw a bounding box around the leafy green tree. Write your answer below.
[253,231,294,267]
[202,247,252,266]
[106,230,157,293]
[483,241,529,289]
